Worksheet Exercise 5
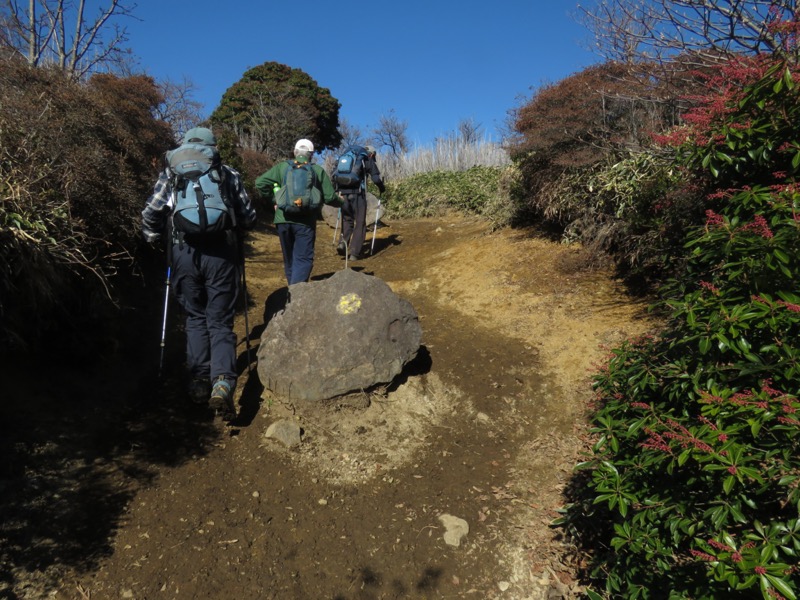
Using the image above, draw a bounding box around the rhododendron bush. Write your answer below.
[560,52,800,600]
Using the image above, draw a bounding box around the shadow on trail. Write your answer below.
[232,365,264,429]
[0,305,228,597]
[388,345,433,392]
[261,286,289,325]
[365,231,401,258]
[332,564,444,599]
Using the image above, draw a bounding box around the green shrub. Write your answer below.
[560,57,800,599]
[383,165,515,228]
[565,151,692,282]
[508,149,696,285]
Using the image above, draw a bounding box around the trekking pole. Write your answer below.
[238,233,253,374]
[158,263,171,378]
[370,196,381,256]
[241,267,253,374]
[333,207,341,246]
[158,195,176,379]
[241,267,253,375]
[158,224,174,379]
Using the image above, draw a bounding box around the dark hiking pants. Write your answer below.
[340,191,367,257]
[276,222,316,285]
[171,239,239,383]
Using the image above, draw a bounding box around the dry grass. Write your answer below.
[380,137,510,181]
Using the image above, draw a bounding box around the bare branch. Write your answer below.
[338,118,365,148]
[154,76,203,140]
[241,88,314,160]
[0,0,135,79]
[577,0,799,66]
[457,118,483,145]
[371,109,409,161]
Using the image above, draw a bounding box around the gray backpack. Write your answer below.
[167,143,235,236]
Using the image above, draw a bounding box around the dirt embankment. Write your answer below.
[1,216,654,600]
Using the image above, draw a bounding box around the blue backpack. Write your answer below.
[274,160,322,214]
[167,143,234,237]
[334,146,367,189]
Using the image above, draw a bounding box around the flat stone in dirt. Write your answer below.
[256,267,422,402]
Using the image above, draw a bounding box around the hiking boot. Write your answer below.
[209,376,236,422]
[336,240,346,256]
[188,378,211,405]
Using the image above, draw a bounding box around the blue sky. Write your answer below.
[126,1,598,148]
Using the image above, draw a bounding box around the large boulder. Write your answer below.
[257,269,421,402]
[321,192,384,228]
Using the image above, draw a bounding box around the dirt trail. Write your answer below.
[0,216,653,600]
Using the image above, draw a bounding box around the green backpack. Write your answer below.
[274,160,322,215]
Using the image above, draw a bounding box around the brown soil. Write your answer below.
[0,216,654,600]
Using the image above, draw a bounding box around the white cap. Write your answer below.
[294,138,314,156]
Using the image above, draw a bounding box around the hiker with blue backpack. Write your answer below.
[254,138,342,285]
[333,145,386,261]
[141,127,257,421]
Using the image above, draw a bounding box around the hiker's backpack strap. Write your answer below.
[211,165,237,229]
[282,159,294,187]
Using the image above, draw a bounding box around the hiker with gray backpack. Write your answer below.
[141,127,257,421]
[255,139,342,285]
[333,145,386,261]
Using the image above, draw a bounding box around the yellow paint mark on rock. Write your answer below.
[337,293,362,314]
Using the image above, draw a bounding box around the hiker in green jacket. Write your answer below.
[255,139,342,285]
